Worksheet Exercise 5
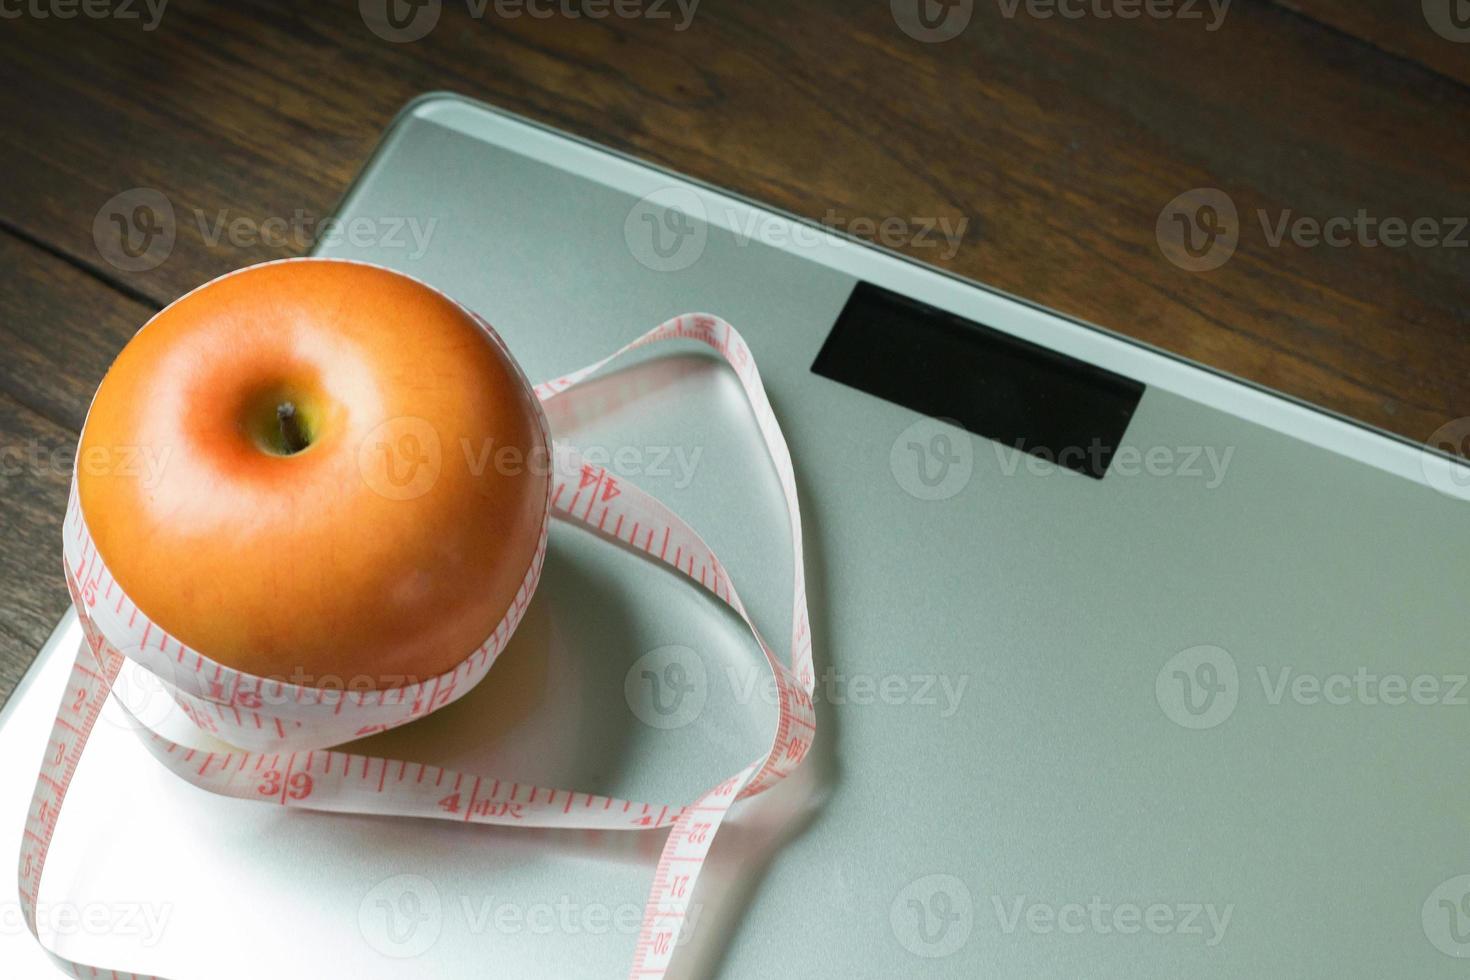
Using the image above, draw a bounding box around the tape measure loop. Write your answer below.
[20,310,815,980]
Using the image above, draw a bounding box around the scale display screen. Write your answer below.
[812,282,1145,479]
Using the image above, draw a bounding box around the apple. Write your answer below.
[76,258,549,687]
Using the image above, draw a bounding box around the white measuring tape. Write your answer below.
[17,267,815,979]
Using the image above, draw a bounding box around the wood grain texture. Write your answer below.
[1275,0,1470,87]
[0,230,157,701]
[0,0,1466,700]
[0,233,158,432]
[0,394,74,707]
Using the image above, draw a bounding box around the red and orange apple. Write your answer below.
[77,259,549,687]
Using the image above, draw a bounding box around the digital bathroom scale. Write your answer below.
[2,93,1467,979]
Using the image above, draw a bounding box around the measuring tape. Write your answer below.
[16,274,815,979]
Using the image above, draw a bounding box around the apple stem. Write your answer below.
[276,402,309,454]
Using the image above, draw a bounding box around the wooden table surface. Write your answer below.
[1,1,1465,707]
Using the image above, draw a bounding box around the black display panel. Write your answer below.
[812,282,1145,479]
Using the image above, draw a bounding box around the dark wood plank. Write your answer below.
[0,230,157,703]
[0,1,1463,455]
[1275,0,1470,88]
[0,233,158,431]
[0,396,76,707]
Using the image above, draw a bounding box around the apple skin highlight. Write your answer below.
[77,259,550,688]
